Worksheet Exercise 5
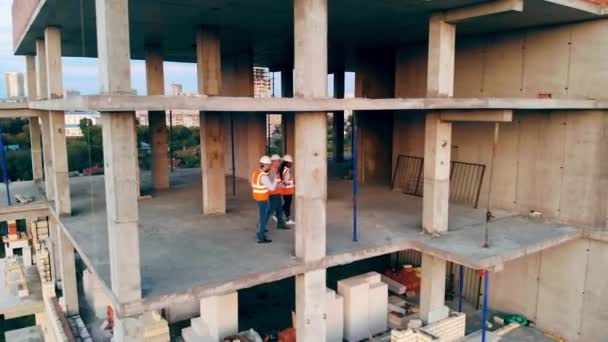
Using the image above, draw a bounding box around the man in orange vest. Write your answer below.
[281,154,295,225]
[269,154,288,230]
[251,155,282,243]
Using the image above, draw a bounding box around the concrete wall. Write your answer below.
[221,52,266,180]
[355,50,395,184]
[395,20,608,100]
[393,20,608,227]
[489,238,608,342]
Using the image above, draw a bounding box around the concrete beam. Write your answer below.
[439,109,513,122]
[443,0,524,24]
[45,27,71,216]
[29,117,43,183]
[58,227,79,316]
[197,27,226,214]
[25,55,37,99]
[419,253,449,324]
[26,96,608,112]
[35,40,47,99]
[294,0,328,340]
[145,51,169,190]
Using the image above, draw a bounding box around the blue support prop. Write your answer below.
[0,127,10,206]
[458,265,464,312]
[352,112,358,242]
[481,270,490,342]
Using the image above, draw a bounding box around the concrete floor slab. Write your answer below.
[0,180,49,220]
[52,169,579,314]
[0,258,44,319]
[4,325,44,342]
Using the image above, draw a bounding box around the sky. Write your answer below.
[0,1,353,98]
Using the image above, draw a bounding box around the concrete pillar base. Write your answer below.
[114,315,144,342]
[420,253,448,324]
[296,270,327,342]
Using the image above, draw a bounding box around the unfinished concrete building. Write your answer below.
[1,0,607,341]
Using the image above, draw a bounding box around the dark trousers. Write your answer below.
[256,200,270,241]
[269,194,285,226]
[283,194,293,220]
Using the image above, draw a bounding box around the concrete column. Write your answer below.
[25,55,37,98]
[95,0,132,95]
[422,14,455,234]
[29,117,43,183]
[35,40,47,99]
[199,292,238,340]
[197,27,226,214]
[333,70,345,162]
[39,113,54,200]
[45,27,71,216]
[36,39,54,199]
[293,0,328,340]
[419,253,449,324]
[280,70,295,158]
[25,55,43,183]
[145,51,169,190]
[426,13,455,98]
[58,228,79,316]
[95,0,142,340]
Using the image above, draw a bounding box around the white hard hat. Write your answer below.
[270,154,282,161]
[259,155,271,164]
[283,154,293,163]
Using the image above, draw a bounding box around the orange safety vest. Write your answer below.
[251,169,270,201]
[282,167,295,195]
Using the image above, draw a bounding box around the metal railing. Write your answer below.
[392,155,486,208]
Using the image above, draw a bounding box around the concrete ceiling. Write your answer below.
[14,0,604,70]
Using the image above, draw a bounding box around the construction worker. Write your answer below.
[251,155,282,243]
[268,154,288,229]
[280,154,295,225]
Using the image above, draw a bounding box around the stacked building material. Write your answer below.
[143,311,170,342]
[31,218,49,253]
[390,312,466,342]
[182,292,238,342]
[337,272,389,341]
[325,288,344,342]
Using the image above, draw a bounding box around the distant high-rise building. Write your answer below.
[4,72,25,98]
[171,83,183,96]
[64,89,81,98]
[253,67,272,98]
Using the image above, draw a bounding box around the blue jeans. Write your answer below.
[256,200,270,241]
[269,194,285,226]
